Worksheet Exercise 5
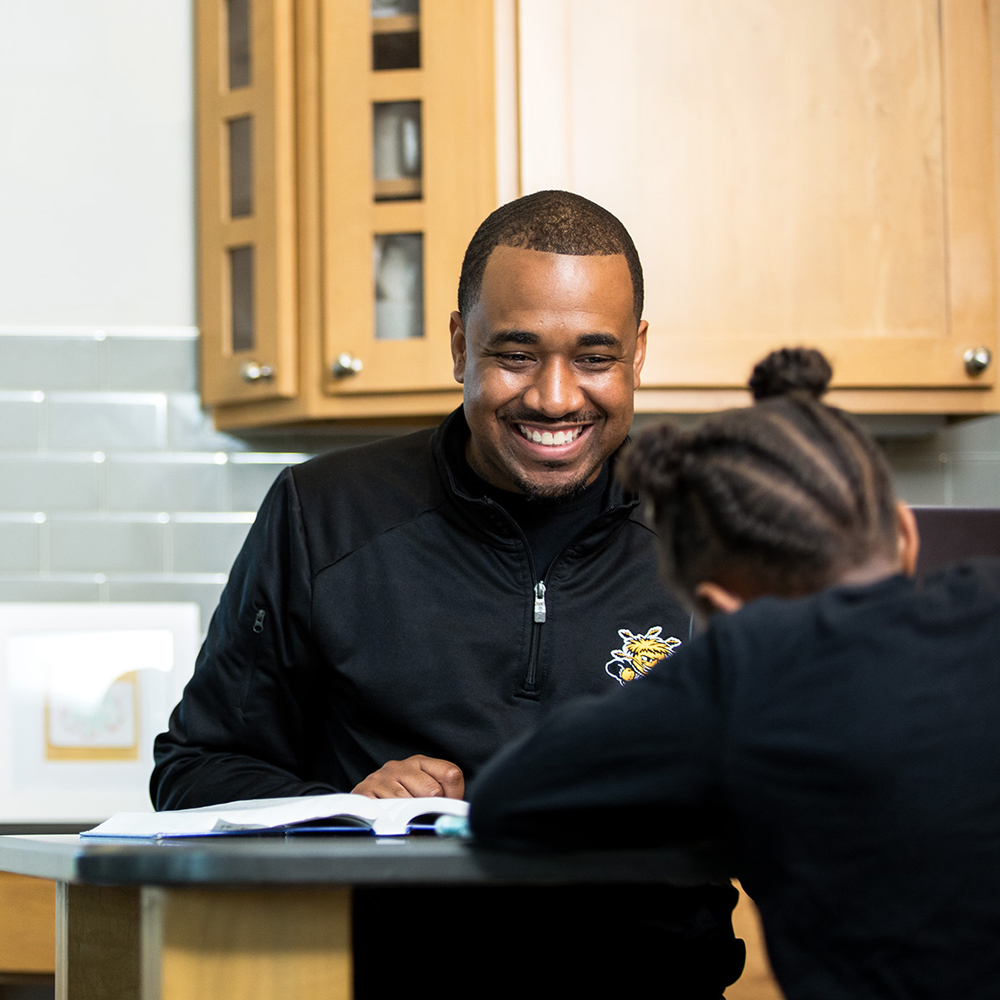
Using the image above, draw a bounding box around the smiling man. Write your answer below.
[151,191,743,998]
[453,243,645,498]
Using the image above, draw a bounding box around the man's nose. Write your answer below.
[523,359,586,416]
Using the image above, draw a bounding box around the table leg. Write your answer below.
[140,886,352,1000]
[55,883,141,1000]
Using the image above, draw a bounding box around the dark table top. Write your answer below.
[0,833,732,889]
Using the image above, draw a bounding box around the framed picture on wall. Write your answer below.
[0,603,199,823]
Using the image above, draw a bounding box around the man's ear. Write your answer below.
[450,311,466,384]
[693,581,744,615]
[633,320,648,390]
[896,501,920,577]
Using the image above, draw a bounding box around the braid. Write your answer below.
[622,348,899,602]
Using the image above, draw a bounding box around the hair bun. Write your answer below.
[748,347,833,402]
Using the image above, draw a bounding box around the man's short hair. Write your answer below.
[457,190,644,323]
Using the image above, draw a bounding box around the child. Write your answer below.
[469,347,1000,1000]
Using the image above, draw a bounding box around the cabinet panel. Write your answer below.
[201,0,496,426]
[198,0,299,405]
[318,0,497,397]
[0,872,55,975]
[519,0,998,395]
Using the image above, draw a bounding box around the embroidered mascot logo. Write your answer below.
[605,626,681,684]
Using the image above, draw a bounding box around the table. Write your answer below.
[0,833,732,1000]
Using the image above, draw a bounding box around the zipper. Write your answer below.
[525,513,620,690]
[473,493,630,695]
[533,581,547,623]
[240,608,268,709]
[521,580,549,695]
[475,496,547,692]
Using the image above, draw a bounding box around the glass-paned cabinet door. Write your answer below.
[372,102,422,202]
[374,233,424,340]
[372,0,420,70]
[197,0,298,405]
[321,0,497,396]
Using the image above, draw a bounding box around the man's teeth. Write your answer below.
[518,425,583,446]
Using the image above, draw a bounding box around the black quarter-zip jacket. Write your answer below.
[151,407,692,810]
[150,408,746,996]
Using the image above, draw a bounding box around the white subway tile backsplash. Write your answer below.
[173,520,254,574]
[892,463,951,506]
[881,412,1000,507]
[230,461,293,512]
[0,399,41,448]
[0,457,102,510]
[0,336,102,390]
[0,329,307,604]
[226,453,310,511]
[107,458,231,512]
[949,458,1000,507]
[0,576,103,602]
[168,394,248,452]
[937,413,1000,453]
[47,395,167,451]
[48,517,166,572]
[108,337,198,392]
[3,327,1000,618]
[0,521,41,570]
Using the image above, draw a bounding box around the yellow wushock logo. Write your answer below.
[605,626,681,684]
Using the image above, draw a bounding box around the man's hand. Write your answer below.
[352,755,465,799]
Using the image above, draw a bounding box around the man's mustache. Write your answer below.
[500,410,602,425]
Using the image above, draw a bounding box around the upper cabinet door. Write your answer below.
[197,0,298,405]
[317,0,498,397]
[519,0,998,394]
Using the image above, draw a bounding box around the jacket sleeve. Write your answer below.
[150,469,336,809]
[468,629,728,849]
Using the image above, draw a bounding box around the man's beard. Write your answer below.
[498,408,607,500]
[510,460,601,501]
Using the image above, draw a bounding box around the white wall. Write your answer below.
[0,0,195,327]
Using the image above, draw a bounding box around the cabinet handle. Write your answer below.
[240,361,275,382]
[964,347,992,376]
[331,353,364,377]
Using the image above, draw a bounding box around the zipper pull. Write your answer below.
[253,608,266,633]
[533,581,547,623]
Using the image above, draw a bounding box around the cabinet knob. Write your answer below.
[964,347,992,376]
[240,361,275,382]
[331,353,364,377]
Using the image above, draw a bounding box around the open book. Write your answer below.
[81,793,469,839]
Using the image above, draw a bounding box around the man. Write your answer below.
[152,190,743,996]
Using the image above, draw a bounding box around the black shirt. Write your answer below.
[471,560,1000,1000]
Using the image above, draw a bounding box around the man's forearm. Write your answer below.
[150,745,337,810]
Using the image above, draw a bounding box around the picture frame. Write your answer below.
[0,603,199,823]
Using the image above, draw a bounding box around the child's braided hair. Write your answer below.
[620,348,899,603]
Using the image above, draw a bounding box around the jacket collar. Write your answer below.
[430,406,640,522]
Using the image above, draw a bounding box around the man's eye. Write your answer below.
[579,355,615,367]
[500,353,533,364]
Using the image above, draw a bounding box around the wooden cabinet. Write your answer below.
[0,872,54,978]
[518,0,1000,415]
[197,0,299,410]
[197,0,498,429]
[198,0,1000,429]
[729,882,785,1000]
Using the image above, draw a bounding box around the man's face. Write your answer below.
[450,245,647,498]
